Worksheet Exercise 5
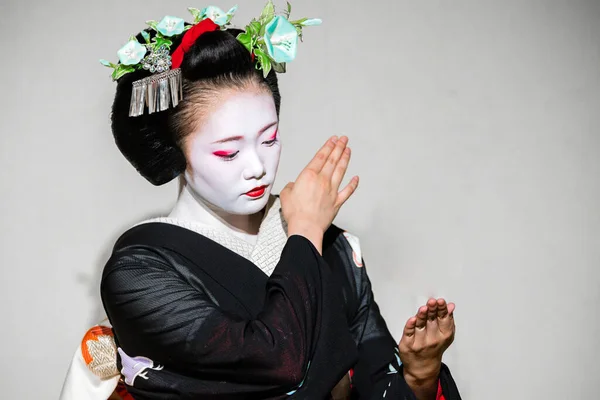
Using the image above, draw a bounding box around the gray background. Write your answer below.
[1,0,599,398]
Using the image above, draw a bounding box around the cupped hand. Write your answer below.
[399,298,456,383]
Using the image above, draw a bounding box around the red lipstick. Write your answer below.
[245,185,267,198]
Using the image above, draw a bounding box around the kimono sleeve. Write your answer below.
[100,235,325,392]
[58,330,120,400]
[341,233,462,400]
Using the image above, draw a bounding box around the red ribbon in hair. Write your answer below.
[171,19,220,69]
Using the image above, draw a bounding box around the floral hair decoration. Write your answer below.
[100,1,321,117]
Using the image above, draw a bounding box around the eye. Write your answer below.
[213,150,239,161]
[262,130,279,147]
[262,138,278,147]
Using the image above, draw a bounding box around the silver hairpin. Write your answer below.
[129,68,183,117]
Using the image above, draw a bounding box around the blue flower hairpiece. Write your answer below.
[237,1,322,77]
[99,1,321,116]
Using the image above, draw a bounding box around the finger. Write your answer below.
[436,298,448,319]
[335,176,359,207]
[321,136,348,177]
[439,302,456,333]
[403,316,417,338]
[305,136,338,172]
[448,302,456,316]
[415,305,428,330]
[331,147,351,189]
[413,306,428,350]
[426,298,438,321]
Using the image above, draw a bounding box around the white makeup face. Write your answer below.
[183,88,281,215]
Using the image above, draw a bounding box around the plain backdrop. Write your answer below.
[1,0,599,398]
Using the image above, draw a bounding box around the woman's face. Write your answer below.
[183,88,281,215]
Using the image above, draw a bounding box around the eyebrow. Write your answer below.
[211,121,278,144]
[212,135,244,144]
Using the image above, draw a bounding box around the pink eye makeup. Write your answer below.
[262,129,279,146]
[213,150,239,160]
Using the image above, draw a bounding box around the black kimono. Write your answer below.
[101,218,461,399]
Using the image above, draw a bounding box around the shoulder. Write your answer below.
[323,224,364,269]
[101,222,226,297]
[112,221,192,251]
[104,221,208,271]
[101,223,187,290]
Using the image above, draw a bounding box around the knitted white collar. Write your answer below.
[136,195,288,277]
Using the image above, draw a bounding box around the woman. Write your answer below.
[60,3,461,399]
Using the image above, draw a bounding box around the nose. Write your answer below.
[242,150,266,180]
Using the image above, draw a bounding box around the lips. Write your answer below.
[244,185,268,198]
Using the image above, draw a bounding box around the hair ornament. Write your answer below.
[99,1,321,117]
[237,1,322,78]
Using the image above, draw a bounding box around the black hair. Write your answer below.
[110,28,281,186]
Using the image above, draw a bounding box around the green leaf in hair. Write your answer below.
[254,47,272,78]
[289,18,307,26]
[261,59,272,77]
[112,64,136,81]
[188,7,201,22]
[259,0,275,23]
[153,35,173,49]
[145,20,158,31]
[236,32,253,53]
[246,21,261,36]
[272,61,286,73]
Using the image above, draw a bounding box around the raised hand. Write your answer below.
[280,136,359,253]
[399,298,456,397]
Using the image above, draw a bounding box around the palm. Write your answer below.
[398,298,456,380]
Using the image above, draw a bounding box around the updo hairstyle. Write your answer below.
[110,27,282,185]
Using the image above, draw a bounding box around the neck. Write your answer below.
[169,184,264,236]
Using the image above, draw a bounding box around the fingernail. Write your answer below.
[332,136,338,143]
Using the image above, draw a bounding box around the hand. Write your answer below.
[399,298,456,387]
[280,136,359,253]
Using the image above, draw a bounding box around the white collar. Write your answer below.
[134,194,288,277]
